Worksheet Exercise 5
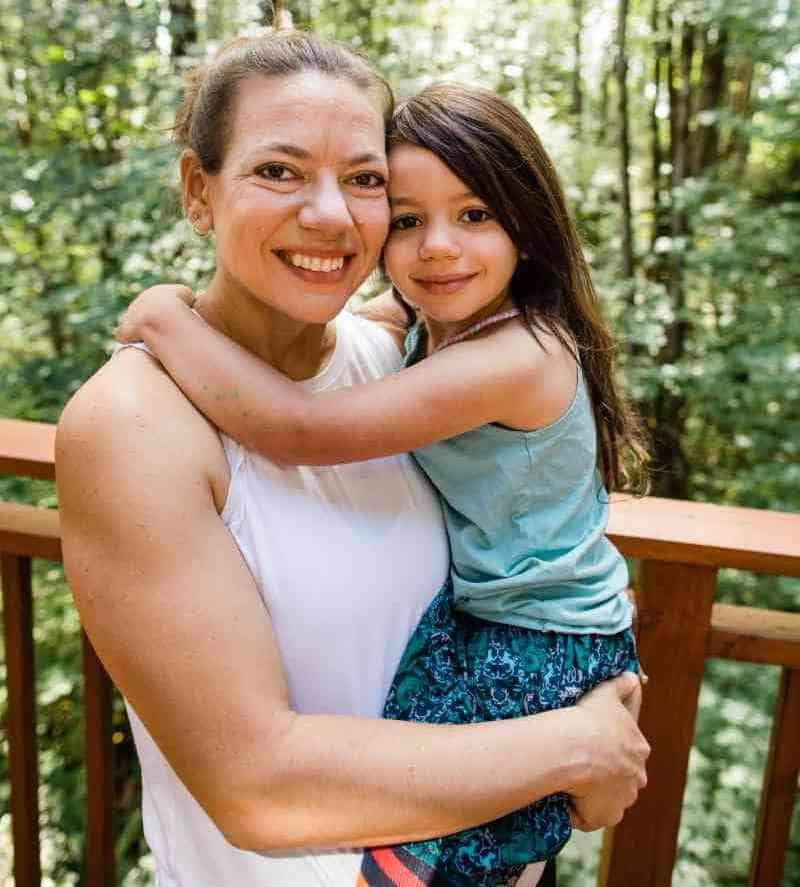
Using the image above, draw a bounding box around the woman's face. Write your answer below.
[200,72,390,324]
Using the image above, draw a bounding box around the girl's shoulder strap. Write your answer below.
[403,320,428,367]
[434,308,522,352]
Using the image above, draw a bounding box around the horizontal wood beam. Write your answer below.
[709,604,800,668]
[0,501,62,561]
[0,418,56,480]
[608,495,800,577]
[2,418,799,577]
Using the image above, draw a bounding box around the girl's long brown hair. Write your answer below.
[388,82,649,493]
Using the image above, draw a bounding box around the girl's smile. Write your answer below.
[410,271,481,295]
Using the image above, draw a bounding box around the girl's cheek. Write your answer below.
[382,242,402,279]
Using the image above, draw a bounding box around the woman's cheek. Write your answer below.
[356,198,391,262]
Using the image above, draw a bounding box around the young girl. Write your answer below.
[118,83,647,887]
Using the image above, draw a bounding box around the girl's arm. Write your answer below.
[57,351,648,851]
[117,287,571,465]
[354,288,413,350]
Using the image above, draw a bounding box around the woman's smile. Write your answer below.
[275,249,353,281]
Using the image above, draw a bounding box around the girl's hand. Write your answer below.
[567,672,650,832]
[116,284,196,344]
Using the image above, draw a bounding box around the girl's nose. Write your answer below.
[298,175,354,236]
[418,223,461,260]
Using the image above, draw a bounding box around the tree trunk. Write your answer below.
[598,54,612,143]
[261,0,295,27]
[570,0,584,132]
[650,14,695,500]
[168,0,197,58]
[691,27,728,176]
[725,56,754,175]
[649,0,669,249]
[616,0,634,279]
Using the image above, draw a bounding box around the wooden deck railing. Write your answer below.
[2,416,799,886]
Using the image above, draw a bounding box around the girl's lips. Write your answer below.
[412,273,479,294]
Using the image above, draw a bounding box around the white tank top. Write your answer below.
[124,311,450,886]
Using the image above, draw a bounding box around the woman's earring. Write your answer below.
[190,212,210,238]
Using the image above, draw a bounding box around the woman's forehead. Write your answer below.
[226,73,386,158]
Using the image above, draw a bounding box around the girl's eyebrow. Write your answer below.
[389,190,477,206]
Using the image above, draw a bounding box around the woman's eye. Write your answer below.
[258,163,295,181]
[461,208,493,223]
[390,215,421,231]
[349,172,386,189]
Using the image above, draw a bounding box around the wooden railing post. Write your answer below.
[598,560,717,887]
[82,631,116,886]
[1,552,41,887]
[748,666,800,887]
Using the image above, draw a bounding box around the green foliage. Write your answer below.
[1,0,798,883]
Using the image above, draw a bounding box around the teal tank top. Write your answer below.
[404,323,632,635]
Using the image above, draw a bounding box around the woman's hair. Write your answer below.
[388,82,648,492]
[175,30,394,173]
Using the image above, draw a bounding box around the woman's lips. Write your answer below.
[276,250,352,283]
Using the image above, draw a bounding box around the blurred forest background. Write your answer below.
[0,0,798,883]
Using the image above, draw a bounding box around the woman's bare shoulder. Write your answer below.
[57,348,229,509]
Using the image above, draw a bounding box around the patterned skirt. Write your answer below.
[360,581,638,887]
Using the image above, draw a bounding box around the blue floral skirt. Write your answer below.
[378,581,638,887]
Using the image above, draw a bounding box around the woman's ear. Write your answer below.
[181,148,213,237]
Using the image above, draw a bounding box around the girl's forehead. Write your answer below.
[387,143,470,199]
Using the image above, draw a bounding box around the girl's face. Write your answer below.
[384,143,519,328]
[196,72,390,325]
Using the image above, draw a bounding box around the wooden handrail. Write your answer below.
[0,501,61,560]
[0,418,56,481]
[709,603,800,667]
[608,493,800,577]
[2,417,799,887]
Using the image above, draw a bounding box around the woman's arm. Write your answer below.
[57,350,648,851]
[116,287,573,466]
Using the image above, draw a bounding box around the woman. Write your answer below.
[56,31,648,887]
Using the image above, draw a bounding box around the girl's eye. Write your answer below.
[461,208,493,223]
[257,163,296,181]
[390,215,421,231]
[349,172,386,189]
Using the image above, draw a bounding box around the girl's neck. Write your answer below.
[422,293,515,353]
[196,277,337,382]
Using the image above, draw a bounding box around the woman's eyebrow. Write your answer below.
[244,143,386,167]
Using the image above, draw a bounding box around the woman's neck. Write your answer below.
[195,279,337,382]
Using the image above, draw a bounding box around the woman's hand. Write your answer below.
[116,284,196,344]
[567,672,650,831]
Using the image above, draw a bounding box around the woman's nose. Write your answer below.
[298,176,354,236]
[418,223,461,260]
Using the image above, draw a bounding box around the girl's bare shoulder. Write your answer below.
[482,318,578,430]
